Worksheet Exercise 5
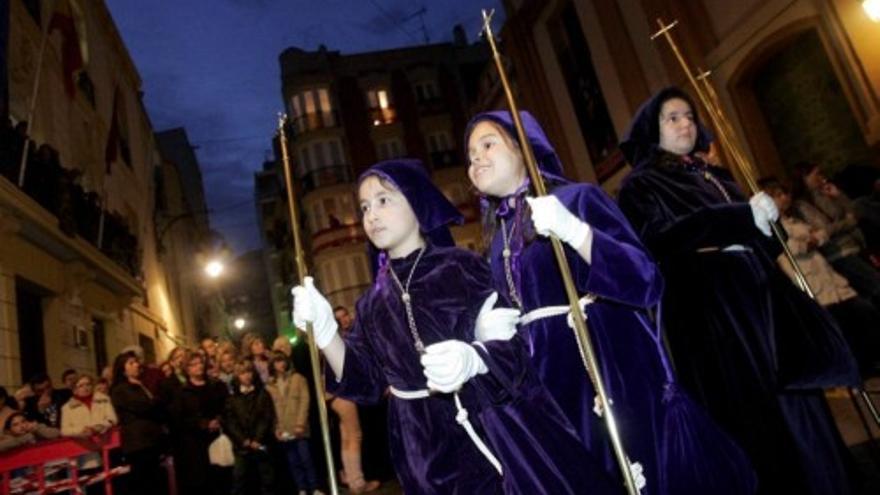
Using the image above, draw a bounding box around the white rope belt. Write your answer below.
[518,293,597,327]
[696,244,751,253]
[388,386,503,476]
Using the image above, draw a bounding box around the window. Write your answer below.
[549,1,617,165]
[427,131,453,152]
[290,87,335,131]
[366,88,395,125]
[376,138,405,161]
[367,89,390,109]
[414,81,439,102]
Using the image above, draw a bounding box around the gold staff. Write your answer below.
[277,114,340,495]
[651,18,813,298]
[481,10,640,495]
[651,18,880,427]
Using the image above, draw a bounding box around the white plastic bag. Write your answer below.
[208,432,235,467]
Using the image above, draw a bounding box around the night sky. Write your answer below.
[107,0,505,254]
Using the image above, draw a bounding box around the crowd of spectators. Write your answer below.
[760,162,880,376]
[0,320,389,495]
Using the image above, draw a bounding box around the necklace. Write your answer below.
[701,169,732,203]
[387,246,428,353]
[499,218,524,310]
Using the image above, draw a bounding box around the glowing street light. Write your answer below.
[233,317,246,330]
[865,0,880,22]
[204,259,225,278]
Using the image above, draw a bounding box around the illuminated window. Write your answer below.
[290,87,335,131]
[367,88,395,125]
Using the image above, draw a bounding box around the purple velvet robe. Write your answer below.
[467,111,757,495]
[618,87,859,495]
[328,244,617,494]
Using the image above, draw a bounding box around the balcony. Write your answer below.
[429,150,460,170]
[311,222,366,254]
[289,110,339,138]
[1,140,143,296]
[300,164,353,195]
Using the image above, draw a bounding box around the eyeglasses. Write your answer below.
[76,382,93,388]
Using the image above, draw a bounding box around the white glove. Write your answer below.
[526,195,592,249]
[291,277,338,349]
[474,292,520,342]
[749,192,779,237]
[420,340,488,393]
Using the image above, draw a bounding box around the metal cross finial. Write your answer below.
[479,9,496,39]
[650,18,678,40]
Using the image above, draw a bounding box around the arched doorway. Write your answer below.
[730,22,874,181]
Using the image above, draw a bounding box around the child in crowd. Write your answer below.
[223,359,276,495]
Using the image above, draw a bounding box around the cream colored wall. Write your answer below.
[0,0,200,388]
[698,0,880,169]
[530,1,597,183]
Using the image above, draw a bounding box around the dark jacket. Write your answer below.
[169,379,228,489]
[110,381,166,454]
[222,386,275,453]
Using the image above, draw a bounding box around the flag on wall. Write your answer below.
[1,0,9,119]
[49,0,84,98]
[104,87,120,174]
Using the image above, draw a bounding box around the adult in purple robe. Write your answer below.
[617,87,859,495]
[302,159,617,494]
[465,111,756,495]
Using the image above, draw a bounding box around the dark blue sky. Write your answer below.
[107,0,504,254]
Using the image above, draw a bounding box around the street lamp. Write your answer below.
[204,259,225,278]
[865,0,880,22]
[233,317,246,330]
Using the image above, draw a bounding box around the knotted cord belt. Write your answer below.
[388,385,503,476]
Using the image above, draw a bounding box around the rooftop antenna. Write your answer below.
[402,7,429,44]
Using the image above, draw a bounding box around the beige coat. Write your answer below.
[778,215,857,307]
[61,392,118,469]
[266,372,310,438]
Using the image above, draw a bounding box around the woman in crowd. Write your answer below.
[241,333,271,384]
[110,351,167,495]
[61,373,117,475]
[169,352,228,493]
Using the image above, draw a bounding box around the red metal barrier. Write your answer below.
[0,428,128,495]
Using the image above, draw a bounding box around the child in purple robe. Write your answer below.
[464,111,756,495]
[617,87,859,495]
[292,159,615,494]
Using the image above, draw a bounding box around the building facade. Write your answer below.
[256,32,488,332]
[155,127,227,343]
[1,0,205,388]
[486,0,880,194]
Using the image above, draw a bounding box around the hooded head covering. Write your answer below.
[465,110,568,184]
[620,86,713,169]
[358,159,463,274]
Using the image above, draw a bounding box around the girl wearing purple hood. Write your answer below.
[465,111,756,495]
[292,159,614,494]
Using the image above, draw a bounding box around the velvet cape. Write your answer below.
[329,159,617,494]
[466,111,757,495]
[617,87,859,495]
